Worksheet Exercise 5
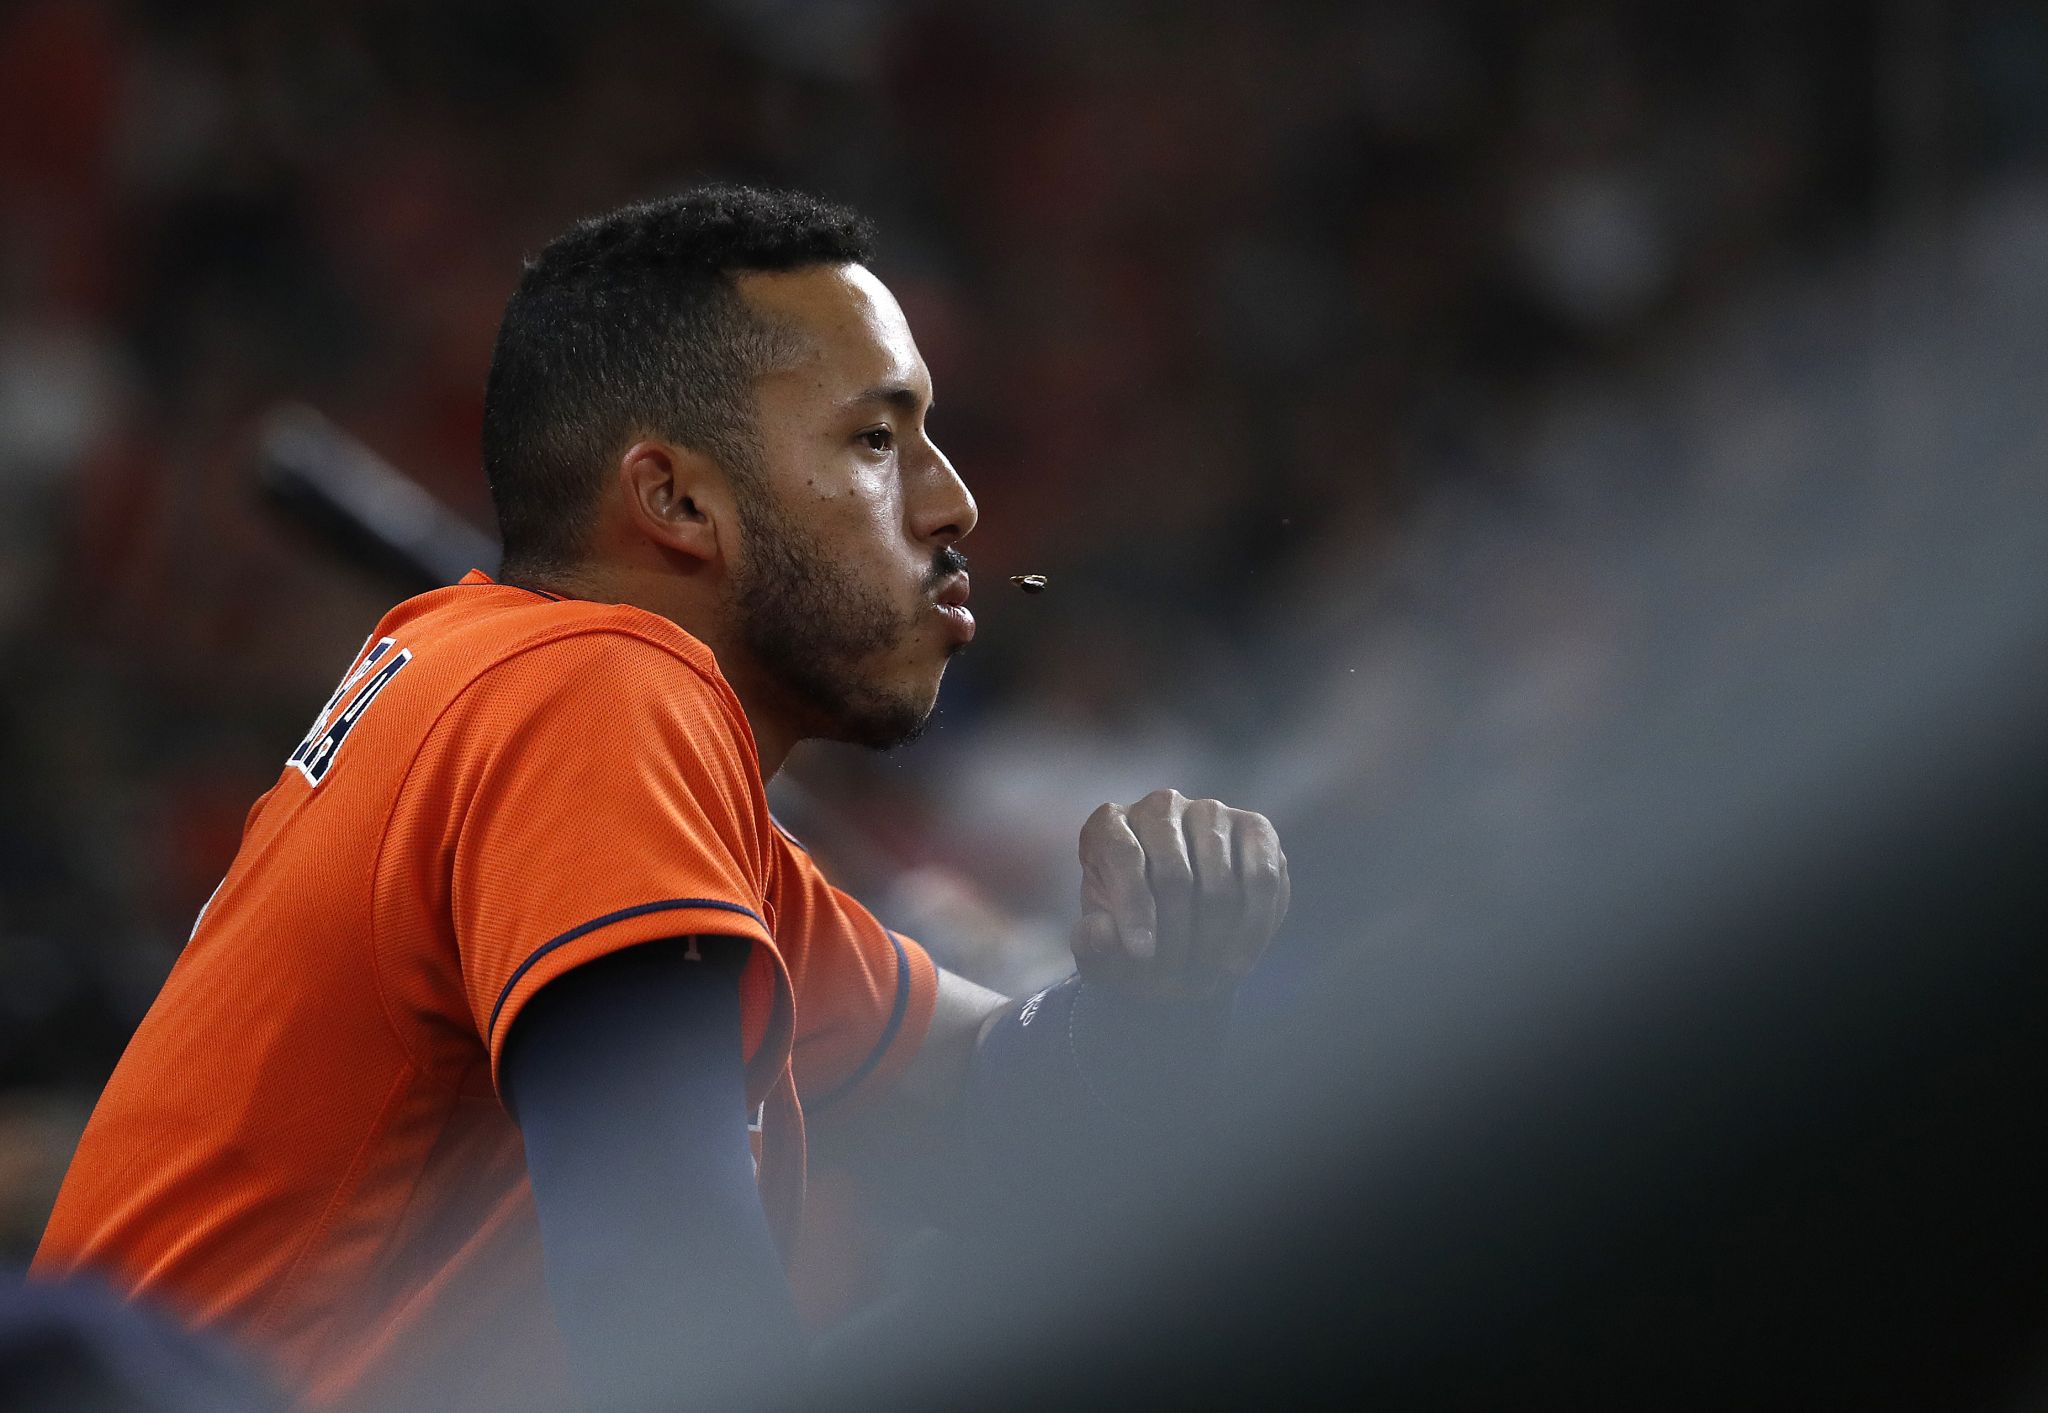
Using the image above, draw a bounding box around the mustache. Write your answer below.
[925,546,968,592]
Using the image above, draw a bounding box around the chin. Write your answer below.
[790,638,955,752]
[846,672,947,751]
[830,702,932,752]
[802,668,925,749]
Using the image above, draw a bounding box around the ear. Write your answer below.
[616,439,730,567]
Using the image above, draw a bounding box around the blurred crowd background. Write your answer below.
[3,0,2046,1266]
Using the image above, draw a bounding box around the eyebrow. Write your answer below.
[843,384,930,415]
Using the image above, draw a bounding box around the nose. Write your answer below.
[912,440,977,546]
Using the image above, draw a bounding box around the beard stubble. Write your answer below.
[725,486,954,750]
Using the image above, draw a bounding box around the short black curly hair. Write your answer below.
[481,183,877,576]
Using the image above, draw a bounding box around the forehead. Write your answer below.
[736,264,926,401]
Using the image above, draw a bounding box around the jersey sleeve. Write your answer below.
[437,630,788,1093]
[772,830,939,1120]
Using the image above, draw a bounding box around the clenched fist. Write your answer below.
[1072,789,1289,998]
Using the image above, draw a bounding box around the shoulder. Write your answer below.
[481,615,724,700]
[424,590,739,720]
[477,624,753,756]
[400,591,760,776]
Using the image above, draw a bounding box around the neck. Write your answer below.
[504,558,800,780]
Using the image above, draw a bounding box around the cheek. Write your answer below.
[821,475,913,570]
[768,445,919,593]
[791,447,899,524]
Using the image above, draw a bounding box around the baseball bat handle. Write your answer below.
[256,404,500,595]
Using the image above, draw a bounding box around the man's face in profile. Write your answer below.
[722,264,978,751]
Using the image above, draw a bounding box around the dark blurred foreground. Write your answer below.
[811,526,2048,1410]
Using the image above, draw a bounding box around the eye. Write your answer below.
[858,426,895,453]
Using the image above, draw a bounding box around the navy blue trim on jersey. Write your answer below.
[768,814,811,856]
[806,930,914,1115]
[487,898,767,1045]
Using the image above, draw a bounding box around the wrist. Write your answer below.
[1066,977,1233,1114]
[973,974,1233,1127]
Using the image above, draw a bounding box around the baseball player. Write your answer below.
[32,185,1289,1411]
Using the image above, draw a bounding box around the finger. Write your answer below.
[1071,908,1127,983]
[1126,789,1193,985]
[1228,811,1289,979]
[1079,801,1156,964]
[1182,798,1240,993]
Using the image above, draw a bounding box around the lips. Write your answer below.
[932,573,975,642]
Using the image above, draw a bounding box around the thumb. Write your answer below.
[1071,909,1120,973]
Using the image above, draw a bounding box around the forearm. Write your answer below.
[807,971,1232,1245]
[950,976,1233,1236]
[967,974,1232,1132]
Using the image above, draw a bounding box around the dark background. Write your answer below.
[2,0,2046,1402]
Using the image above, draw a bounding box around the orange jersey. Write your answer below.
[32,571,937,1409]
